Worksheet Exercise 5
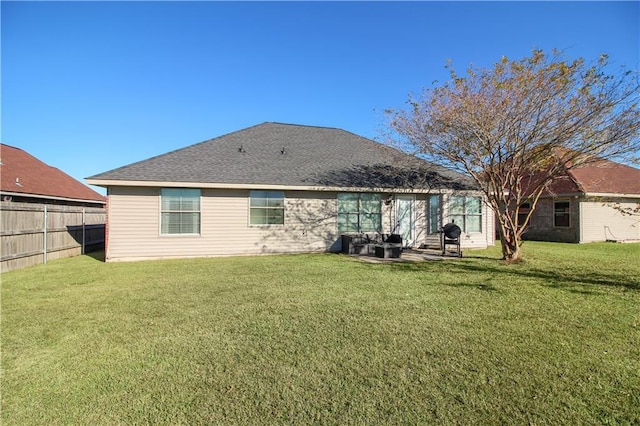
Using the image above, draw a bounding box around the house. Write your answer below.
[1,144,106,272]
[521,156,640,243]
[86,122,495,262]
[1,144,106,207]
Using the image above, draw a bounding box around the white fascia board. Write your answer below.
[85,179,466,194]
[583,192,640,199]
[538,192,640,200]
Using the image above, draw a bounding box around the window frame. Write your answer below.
[160,188,201,236]
[554,201,571,228]
[337,193,382,234]
[449,195,483,233]
[428,194,441,234]
[249,190,285,226]
[518,202,531,227]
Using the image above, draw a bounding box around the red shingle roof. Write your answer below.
[567,159,640,195]
[0,144,105,203]
[541,156,640,196]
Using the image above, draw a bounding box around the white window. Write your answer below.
[449,196,482,233]
[161,188,201,235]
[337,193,381,233]
[250,191,285,225]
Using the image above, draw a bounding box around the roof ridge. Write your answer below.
[87,123,475,189]
[266,122,341,131]
[1,143,24,151]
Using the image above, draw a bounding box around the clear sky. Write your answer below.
[2,1,638,195]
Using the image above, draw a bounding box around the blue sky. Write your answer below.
[2,1,638,194]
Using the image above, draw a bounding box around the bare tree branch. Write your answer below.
[385,49,640,261]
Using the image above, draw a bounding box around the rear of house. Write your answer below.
[105,187,494,261]
[88,123,495,261]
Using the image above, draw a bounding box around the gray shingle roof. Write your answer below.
[88,122,474,190]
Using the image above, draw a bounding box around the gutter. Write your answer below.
[84,179,476,195]
[537,192,640,199]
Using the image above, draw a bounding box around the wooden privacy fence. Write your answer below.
[1,202,106,273]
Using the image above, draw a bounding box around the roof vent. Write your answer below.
[15,178,23,187]
[238,145,246,153]
[281,147,286,154]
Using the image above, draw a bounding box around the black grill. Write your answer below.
[441,223,462,257]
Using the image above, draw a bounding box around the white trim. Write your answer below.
[85,179,472,195]
[539,192,640,199]
[247,190,286,227]
[579,199,584,243]
[583,192,640,199]
[158,188,202,236]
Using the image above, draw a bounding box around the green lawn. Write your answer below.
[2,242,639,425]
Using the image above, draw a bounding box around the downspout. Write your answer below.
[578,197,583,243]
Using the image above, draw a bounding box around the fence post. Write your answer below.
[43,204,48,264]
[82,207,86,254]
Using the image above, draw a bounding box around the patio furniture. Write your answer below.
[341,233,403,258]
[374,242,402,258]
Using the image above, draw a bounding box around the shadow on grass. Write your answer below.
[84,250,105,263]
[457,262,638,292]
[383,256,639,292]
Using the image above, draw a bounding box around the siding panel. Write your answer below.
[580,200,640,242]
[107,188,342,260]
[107,187,495,261]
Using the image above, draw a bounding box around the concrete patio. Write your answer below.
[349,248,455,264]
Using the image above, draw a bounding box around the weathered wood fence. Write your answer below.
[1,202,106,273]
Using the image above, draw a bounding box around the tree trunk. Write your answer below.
[498,222,523,262]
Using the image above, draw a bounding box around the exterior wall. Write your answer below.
[580,198,640,242]
[440,193,495,249]
[107,187,340,261]
[522,196,640,243]
[523,197,580,243]
[106,187,495,262]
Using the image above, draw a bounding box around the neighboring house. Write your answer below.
[1,144,106,272]
[1,144,106,207]
[521,157,640,243]
[87,122,495,262]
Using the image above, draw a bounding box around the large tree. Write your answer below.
[386,50,640,262]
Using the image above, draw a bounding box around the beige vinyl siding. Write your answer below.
[107,187,495,261]
[440,193,494,249]
[107,187,340,261]
[580,199,640,242]
[107,187,161,260]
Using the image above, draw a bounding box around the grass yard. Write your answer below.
[1,242,639,425]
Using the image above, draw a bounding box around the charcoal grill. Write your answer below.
[441,223,462,257]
